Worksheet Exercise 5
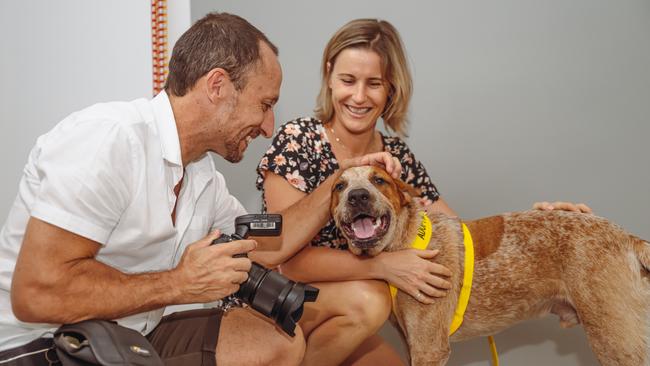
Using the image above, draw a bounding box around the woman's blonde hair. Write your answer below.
[315,19,412,136]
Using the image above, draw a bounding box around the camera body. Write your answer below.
[211,214,319,336]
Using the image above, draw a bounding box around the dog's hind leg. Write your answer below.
[577,300,648,365]
[568,245,649,365]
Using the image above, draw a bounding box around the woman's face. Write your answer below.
[328,48,389,134]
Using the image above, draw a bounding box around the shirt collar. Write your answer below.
[151,91,183,168]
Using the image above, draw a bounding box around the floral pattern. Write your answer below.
[256,117,440,249]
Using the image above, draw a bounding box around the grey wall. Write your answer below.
[192,1,650,365]
[0,0,151,220]
[0,0,648,364]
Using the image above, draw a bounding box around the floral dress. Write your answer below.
[256,117,440,249]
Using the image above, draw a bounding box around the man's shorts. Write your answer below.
[0,308,224,366]
[147,308,223,365]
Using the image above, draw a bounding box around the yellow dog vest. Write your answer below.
[389,212,499,365]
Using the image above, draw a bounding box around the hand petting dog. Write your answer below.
[372,249,452,303]
[339,151,402,179]
[532,201,593,214]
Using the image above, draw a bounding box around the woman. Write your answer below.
[257,19,591,366]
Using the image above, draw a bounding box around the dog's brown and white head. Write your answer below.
[330,166,420,256]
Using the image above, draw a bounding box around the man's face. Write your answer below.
[221,44,282,163]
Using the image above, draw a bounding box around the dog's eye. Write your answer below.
[334,182,345,191]
[373,176,386,185]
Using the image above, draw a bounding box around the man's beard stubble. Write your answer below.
[223,128,260,163]
[223,137,244,163]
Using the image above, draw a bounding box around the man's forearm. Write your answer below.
[14,218,247,325]
[12,257,181,324]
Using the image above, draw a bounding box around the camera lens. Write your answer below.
[211,223,319,337]
[236,263,318,336]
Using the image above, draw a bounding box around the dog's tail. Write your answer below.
[632,236,650,272]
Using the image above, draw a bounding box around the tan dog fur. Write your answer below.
[330,166,650,365]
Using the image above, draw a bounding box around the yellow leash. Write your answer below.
[488,335,499,366]
[389,212,499,365]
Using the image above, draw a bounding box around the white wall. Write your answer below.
[0,0,151,219]
[192,1,650,365]
[167,0,192,56]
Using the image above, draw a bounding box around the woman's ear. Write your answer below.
[395,179,421,207]
[326,61,333,88]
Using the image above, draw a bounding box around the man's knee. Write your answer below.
[217,308,305,366]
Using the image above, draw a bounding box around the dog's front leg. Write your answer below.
[396,296,452,366]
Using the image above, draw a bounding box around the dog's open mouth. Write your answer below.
[341,214,391,248]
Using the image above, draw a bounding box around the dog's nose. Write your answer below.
[347,188,370,207]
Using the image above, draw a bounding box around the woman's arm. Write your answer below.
[280,245,451,301]
[259,170,451,302]
[250,153,402,267]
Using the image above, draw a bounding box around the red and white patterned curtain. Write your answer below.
[151,0,168,95]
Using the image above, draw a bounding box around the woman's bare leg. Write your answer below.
[342,333,405,366]
[299,280,392,366]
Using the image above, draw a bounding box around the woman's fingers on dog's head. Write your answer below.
[357,152,402,178]
[388,156,402,178]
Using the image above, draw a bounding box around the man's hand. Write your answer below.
[172,230,255,303]
[340,152,402,179]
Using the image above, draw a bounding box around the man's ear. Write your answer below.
[395,179,421,207]
[205,68,232,103]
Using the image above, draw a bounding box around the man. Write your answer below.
[0,12,401,365]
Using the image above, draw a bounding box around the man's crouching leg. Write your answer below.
[147,307,305,366]
[217,307,305,366]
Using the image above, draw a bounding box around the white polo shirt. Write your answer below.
[0,91,247,351]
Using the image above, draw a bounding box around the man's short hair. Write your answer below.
[165,12,278,96]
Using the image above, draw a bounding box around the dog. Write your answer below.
[330,166,650,365]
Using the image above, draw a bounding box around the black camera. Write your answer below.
[211,214,319,336]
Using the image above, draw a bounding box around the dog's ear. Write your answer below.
[395,178,421,207]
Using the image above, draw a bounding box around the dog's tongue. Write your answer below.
[352,217,375,239]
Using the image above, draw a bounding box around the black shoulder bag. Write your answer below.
[53,320,163,366]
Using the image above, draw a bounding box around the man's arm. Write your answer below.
[11,217,254,324]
